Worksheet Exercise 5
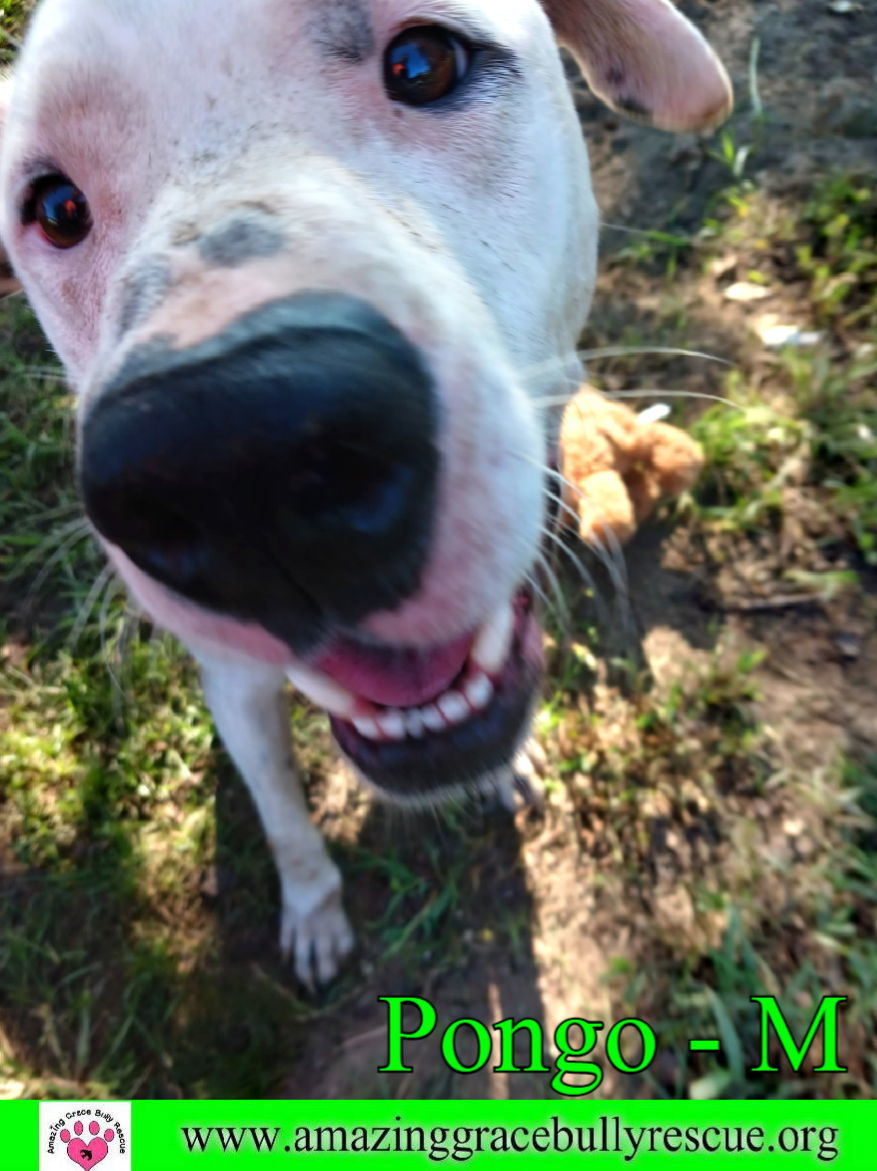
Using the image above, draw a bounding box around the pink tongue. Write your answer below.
[316,633,473,707]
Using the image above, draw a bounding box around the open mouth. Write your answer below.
[287,589,544,800]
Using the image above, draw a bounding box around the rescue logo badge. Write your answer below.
[40,1103,131,1171]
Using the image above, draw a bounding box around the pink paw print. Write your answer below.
[58,1120,115,1168]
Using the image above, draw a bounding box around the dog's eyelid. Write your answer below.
[432,23,523,86]
[15,155,67,188]
[392,15,513,61]
[13,158,80,216]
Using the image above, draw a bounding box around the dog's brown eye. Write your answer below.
[23,174,92,249]
[384,27,471,107]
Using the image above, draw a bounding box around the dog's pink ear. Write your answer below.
[0,75,22,297]
[541,0,732,131]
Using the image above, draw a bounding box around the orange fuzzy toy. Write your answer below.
[559,386,704,545]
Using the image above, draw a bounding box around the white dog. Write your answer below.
[0,0,730,985]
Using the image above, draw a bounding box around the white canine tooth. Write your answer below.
[438,691,469,725]
[353,717,381,741]
[464,672,494,712]
[471,602,515,675]
[421,704,447,733]
[378,711,407,741]
[285,662,356,718]
[405,710,426,739]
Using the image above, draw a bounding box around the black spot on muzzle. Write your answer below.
[197,213,286,268]
[116,257,173,337]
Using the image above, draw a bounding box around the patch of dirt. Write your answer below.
[582,0,877,243]
[2,0,875,1103]
[280,0,877,1101]
[280,560,877,1099]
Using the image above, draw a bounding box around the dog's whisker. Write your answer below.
[98,576,129,699]
[600,220,689,239]
[576,345,734,367]
[14,515,92,582]
[511,448,627,629]
[22,501,84,525]
[22,513,91,550]
[544,466,633,627]
[518,345,733,396]
[531,550,572,646]
[532,387,744,412]
[518,356,583,394]
[67,564,116,651]
[606,388,744,412]
[540,524,616,634]
[0,25,22,50]
[119,605,176,693]
[548,464,629,568]
[534,546,568,608]
[513,451,590,541]
[19,520,96,617]
[542,470,619,630]
[524,565,556,625]
[108,608,140,692]
[24,366,69,383]
[543,485,587,534]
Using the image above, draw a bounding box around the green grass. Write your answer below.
[691,347,877,567]
[0,2,33,66]
[799,179,877,331]
[614,747,877,1100]
[576,164,877,1098]
[684,175,877,576]
[0,348,509,1095]
[0,5,875,1098]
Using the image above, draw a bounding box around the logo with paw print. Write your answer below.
[58,1120,116,1168]
[40,1103,131,1171]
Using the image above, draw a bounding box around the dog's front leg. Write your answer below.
[196,651,354,987]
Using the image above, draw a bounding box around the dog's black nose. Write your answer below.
[79,292,438,648]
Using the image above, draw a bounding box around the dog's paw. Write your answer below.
[279,883,355,990]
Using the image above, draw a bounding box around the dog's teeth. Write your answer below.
[353,717,381,741]
[464,671,494,712]
[285,662,356,717]
[421,704,446,733]
[471,602,515,675]
[438,691,468,725]
[378,711,407,741]
[405,710,426,739]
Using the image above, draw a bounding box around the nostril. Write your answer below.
[333,461,417,537]
[87,485,209,591]
[128,538,211,593]
[88,485,195,545]
[292,440,417,537]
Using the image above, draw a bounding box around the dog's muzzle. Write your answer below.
[79,291,439,651]
[80,289,544,800]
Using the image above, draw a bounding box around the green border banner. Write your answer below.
[5,1099,877,1169]
[4,1101,38,1165]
